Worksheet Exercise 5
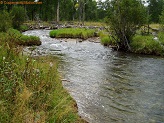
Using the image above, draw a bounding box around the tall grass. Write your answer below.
[0,37,86,122]
[6,28,41,46]
[50,28,95,39]
[99,31,116,46]
[158,32,164,45]
[130,35,164,56]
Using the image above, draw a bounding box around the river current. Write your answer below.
[23,30,164,123]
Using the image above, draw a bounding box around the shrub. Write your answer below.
[0,11,12,32]
[10,6,27,29]
[131,35,164,55]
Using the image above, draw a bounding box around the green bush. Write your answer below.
[50,28,95,39]
[131,35,164,55]
[0,11,12,32]
[10,6,26,29]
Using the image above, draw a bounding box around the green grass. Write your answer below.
[99,31,116,46]
[2,28,41,46]
[19,25,29,32]
[130,35,164,56]
[50,28,95,39]
[0,38,86,122]
[158,32,164,45]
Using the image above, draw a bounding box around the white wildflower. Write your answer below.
[49,62,53,68]
[3,57,5,60]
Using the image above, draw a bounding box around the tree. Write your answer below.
[148,0,164,23]
[108,0,147,51]
[85,0,98,21]
[10,6,26,29]
[0,11,12,32]
[160,7,164,31]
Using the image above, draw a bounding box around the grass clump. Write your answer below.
[6,28,41,46]
[158,32,164,45]
[19,25,29,32]
[130,35,164,56]
[0,40,86,122]
[99,31,116,46]
[50,28,95,39]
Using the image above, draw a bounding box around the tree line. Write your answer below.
[0,0,163,23]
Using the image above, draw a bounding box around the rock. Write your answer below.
[50,44,62,51]
[154,37,158,41]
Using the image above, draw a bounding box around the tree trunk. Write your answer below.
[57,0,60,23]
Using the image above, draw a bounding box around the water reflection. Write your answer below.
[23,30,164,123]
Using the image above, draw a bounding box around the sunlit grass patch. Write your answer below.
[6,28,41,46]
[50,28,95,39]
[99,31,116,46]
[130,35,164,56]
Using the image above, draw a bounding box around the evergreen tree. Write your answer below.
[148,0,164,23]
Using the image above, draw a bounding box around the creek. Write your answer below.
[23,30,164,123]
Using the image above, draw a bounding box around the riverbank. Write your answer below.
[0,31,87,122]
[21,29,164,123]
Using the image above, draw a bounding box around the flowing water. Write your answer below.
[23,30,164,123]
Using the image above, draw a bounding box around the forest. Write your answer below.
[0,0,163,23]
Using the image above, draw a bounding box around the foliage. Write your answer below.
[0,11,12,32]
[148,0,164,23]
[158,32,164,45]
[0,0,108,22]
[85,0,98,21]
[50,28,95,39]
[160,8,164,31]
[10,6,26,29]
[0,40,85,122]
[130,35,164,55]
[107,0,147,51]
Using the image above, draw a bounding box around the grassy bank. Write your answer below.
[130,35,164,56]
[0,35,86,122]
[99,31,116,46]
[50,28,95,39]
[5,28,41,46]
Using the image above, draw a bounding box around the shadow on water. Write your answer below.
[23,30,164,123]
